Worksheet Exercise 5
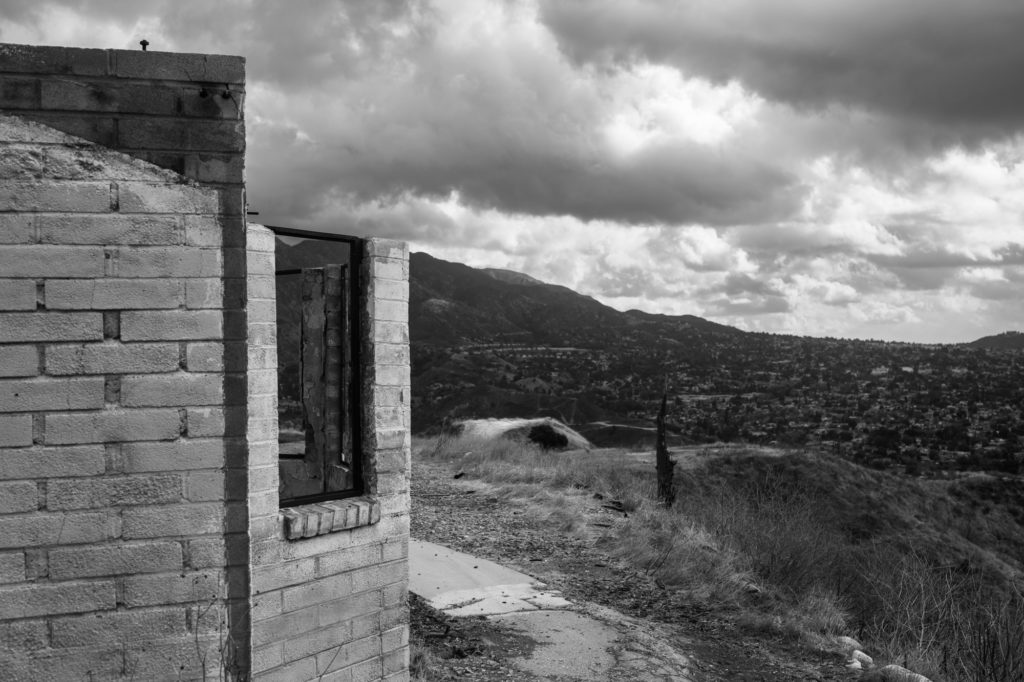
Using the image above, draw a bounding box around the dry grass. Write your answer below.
[416,434,1024,680]
[612,504,750,605]
[409,644,433,681]
[419,434,848,637]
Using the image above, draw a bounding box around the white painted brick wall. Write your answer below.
[44,408,182,444]
[0,51,251,679]
[243,230,411,681]
[120,372,224,406]
[120,310,223,341]
[1,103,412,679]
[45,342,180,375]
[122,502,224,539]
[0,414,33,448]
[0,377,105,412]
[0,481,38,514]
[0,245,105,277]
[0,280,36,310]
[46,279,185,309]
[121,438,226,472]
[37,214,181,245]
[0,312,103,343]
[0,346,38,377]
[48,541,183,579]
[0,581,117,619]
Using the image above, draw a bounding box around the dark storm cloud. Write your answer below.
[540,0,1024,143]
[871,243,1024,270]
[159,0,426,91]
[3,0,426,89]
[969,277,1021,301]
[696,273,790,316]
[8,0,1023,342]
[253,131,802,228]
[718,273,783,298]
[869,244,1024,290]
[232,3,806,229]
[885,266,959,291]
[6,0,804,227]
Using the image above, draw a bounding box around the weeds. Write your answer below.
[955,593,1024,682]
[416,434,1024,680]
[409,644,433,681]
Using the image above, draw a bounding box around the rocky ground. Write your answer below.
[409,455,860,681]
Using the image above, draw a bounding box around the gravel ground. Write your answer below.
[410,454,860,681]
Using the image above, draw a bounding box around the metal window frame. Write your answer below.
[267,226,365,506]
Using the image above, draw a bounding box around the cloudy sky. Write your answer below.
[5,0,1024,343]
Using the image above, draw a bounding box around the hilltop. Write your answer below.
[410,436,1024,680]
[969,330,1024,350]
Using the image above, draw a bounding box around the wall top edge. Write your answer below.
[0,42,245,84]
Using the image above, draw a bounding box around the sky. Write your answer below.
[4,0,1024,343]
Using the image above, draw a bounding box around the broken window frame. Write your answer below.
[269,226,364,507]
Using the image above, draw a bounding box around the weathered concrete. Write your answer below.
[492,610,618,679]
[410,540,570,616]
[410,539,692,681]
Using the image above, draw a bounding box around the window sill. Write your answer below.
[280,496,380,540]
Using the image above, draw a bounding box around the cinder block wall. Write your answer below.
[0,43,244,184]
[245,226,411,681]
[1,42,410,682]
[0,44,247,678]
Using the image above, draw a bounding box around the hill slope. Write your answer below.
[411,252,739,348]
[969,330,1024,350]
[408,255,1024,478]
[410,252,750,431]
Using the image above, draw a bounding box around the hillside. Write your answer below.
[409,252,750,432]
[410,252,737,348]
[409,253,1024,478]
[412,437,1024,680]
[969,330,1024,350]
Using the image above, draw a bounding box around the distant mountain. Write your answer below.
[407,253,1024,473]
[480,268,545,287]
[409,252,752,431]
[410,252,741,349]
[968,331,1024,350]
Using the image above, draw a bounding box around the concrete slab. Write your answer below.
[491,610,618,680]
[410,539,570,616]
[410,539,693,680]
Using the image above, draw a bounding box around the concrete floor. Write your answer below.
[409,539,692,681]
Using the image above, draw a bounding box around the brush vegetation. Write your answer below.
[418,435,1024,681]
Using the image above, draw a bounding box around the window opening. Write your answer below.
[271,227,362,506]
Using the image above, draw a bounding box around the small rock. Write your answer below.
[833,634,863,653]
[846,659,864,671]
[868,664,931,682]
[850,649,873,668]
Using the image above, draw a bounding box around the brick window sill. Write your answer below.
[281,496,380,540]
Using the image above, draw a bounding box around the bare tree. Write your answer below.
[656,393,676,507]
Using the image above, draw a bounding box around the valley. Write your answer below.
[410,253,1024,478]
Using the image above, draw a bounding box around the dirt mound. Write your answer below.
[454,417,591,450]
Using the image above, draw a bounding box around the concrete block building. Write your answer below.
[0,43,411,680]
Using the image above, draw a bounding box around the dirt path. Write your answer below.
[410,455,858,681]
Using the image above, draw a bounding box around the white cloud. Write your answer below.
[5,0,1024,342]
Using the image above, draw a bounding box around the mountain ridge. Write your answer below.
[969,330,1024,350]
[410,251,743,348]
[408,252,1024,476]
[414,251,1016,347]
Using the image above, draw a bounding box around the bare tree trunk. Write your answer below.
[656,393,676,507]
